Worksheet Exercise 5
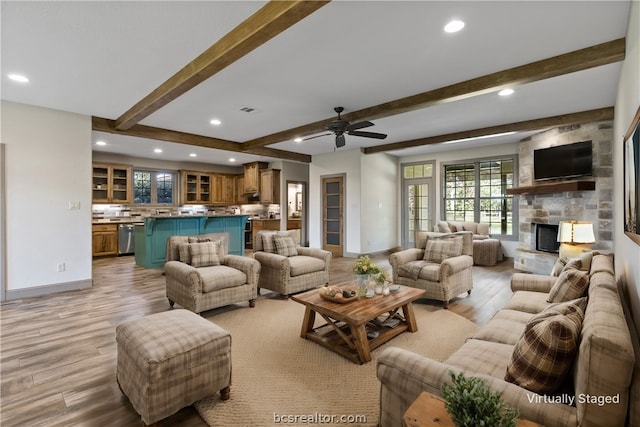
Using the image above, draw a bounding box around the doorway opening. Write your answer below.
[286,181,307,246]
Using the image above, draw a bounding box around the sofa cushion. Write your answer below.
[273,234,298,257]
[446,338,515,379]
[476,223,490,236]
[199,265,247,292]
[424,237,463,263]
[461,222,478,234]
[289,255,326,277]
[189,241,221,268]
[471,310,533,345]
[505,298,586,393]
[547,268,589,303]
[504,291,550,314]
[437,221,452,233]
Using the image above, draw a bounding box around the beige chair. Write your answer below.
[164,232,260,314]
[389,231,473,308]
[253,230,331,297]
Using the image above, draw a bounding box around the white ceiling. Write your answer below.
[1,1,630,165]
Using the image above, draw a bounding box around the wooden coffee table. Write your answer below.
[291,284,425,364]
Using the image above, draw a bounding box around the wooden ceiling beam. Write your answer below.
[240,38,625,151]
[93,117,312,163]
[115,0,330,131]
[363,107,615,154]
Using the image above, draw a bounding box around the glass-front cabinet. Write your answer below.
[92,163,132,203]
[182,171,212,204]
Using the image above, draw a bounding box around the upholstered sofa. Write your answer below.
[377,253,635,427]
[389,231,473,308]
[164,232,260,313]
[437,220,503,266]
[253,230,331,297]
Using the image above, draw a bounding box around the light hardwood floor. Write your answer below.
[0,254,516,426]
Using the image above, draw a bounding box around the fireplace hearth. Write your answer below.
[532,223,560,253]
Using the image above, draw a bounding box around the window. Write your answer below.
[443,157,516,237]
[133,170,175,205]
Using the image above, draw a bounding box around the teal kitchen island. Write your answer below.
[135,215,248,268]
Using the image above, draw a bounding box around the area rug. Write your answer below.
[194,296,477,426]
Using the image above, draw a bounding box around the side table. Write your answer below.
[402,391,541,427]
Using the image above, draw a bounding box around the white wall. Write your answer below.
[361,152,398,253]
[614,0,640,332]
[2,101,92,295]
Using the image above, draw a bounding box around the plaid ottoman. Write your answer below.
[116,309,231,426]
[472,238,503,266]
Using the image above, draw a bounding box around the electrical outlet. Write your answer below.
[57,263,65,272]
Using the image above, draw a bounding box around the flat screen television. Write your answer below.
[533,140,593,181]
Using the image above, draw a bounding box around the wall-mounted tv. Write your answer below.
[534,140,593,181]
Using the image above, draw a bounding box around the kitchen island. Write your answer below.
[135,215,248,268]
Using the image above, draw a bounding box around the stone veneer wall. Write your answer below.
[514,121,614,273]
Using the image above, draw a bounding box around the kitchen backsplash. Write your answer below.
[92,204,281,220]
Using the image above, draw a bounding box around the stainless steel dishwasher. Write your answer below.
[118,224,135,255]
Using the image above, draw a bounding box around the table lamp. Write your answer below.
[557,221,595,260]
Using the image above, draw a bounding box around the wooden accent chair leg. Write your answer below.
[249,299,256,308]
[257,287,261,295]
[443,301,449,309]
[168,298,175,308]
[220,386,231,401]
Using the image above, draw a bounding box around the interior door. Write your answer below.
[322,176,343,258]
[404,179,433,248]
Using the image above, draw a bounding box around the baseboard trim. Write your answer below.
[344,247,400,258]
[6,279,92,300]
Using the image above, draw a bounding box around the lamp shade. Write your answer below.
[557,221,595,244]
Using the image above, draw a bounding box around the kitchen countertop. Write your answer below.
[92,214,249,224]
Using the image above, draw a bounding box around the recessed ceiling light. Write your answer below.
[294,138,303,143]
[229,158,236,163]
[8,73,29,83]
[498,88,514,96]
[154,148,162,154]
[95,140,107,146]
[210,119,221,126]
[444,20,465,33]
[189,153,197,157]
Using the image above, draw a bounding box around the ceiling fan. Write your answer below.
[303,107,387,148]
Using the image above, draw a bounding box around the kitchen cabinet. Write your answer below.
[222,174,236,204]
[182,171,212,204]
[287,219,301,230]
[251,219,281,246]
[92,163,132,203]
[235,175,247,204]
[243,162,269,194]
[92,224,118,256]
[260,169,280,204]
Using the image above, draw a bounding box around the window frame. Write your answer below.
[441,155,518,241]
[133,168,177,206]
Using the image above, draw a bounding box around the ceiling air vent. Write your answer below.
[239,106,261,114]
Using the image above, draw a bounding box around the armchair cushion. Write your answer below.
[199,265,247,293]
[189,241,222,268]
[398,261,441,282]
[273,234,298,257]
[289,256,326,277]
[505,297,586,393]
[423,237,463,263]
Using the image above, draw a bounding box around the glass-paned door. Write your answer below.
[402,161,435,248]
[322,176,343,257]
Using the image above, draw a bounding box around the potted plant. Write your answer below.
[442,371,519,427]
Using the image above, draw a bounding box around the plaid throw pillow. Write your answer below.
[188,241,221,268]
[273,234,298,257]
[547,267,589,303]
[505,297,586,393]
[424,237,463,263]
[261,232,278,253]
[188,236,211,243]
[178,243,192,264]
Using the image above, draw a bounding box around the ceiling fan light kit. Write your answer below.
[303,106,388,149]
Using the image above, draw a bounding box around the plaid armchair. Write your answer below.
[164,232,260,314]
[389,231,474,308]
[253,230,331,297]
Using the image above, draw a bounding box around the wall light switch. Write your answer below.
[68,201,80,210]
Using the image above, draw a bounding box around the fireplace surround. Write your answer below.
[532,223,560,253]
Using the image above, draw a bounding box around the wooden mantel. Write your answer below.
[506,180,596,195]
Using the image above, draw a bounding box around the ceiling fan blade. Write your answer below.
[348,130,387,139]
[302,133,332,141]
[335,134,346,148]
[346,121,374,131]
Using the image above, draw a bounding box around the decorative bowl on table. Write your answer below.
[389,284,401,294]
[318,286,357,303]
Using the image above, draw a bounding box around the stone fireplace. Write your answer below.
[514,122,614,274]
[532,222,560,253]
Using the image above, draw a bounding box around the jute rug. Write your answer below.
[194,296,477,426]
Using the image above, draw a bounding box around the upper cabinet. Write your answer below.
[92,163,132,203]
[182,171,212,204]
[243,161,269,194]
[260,169,281,204]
